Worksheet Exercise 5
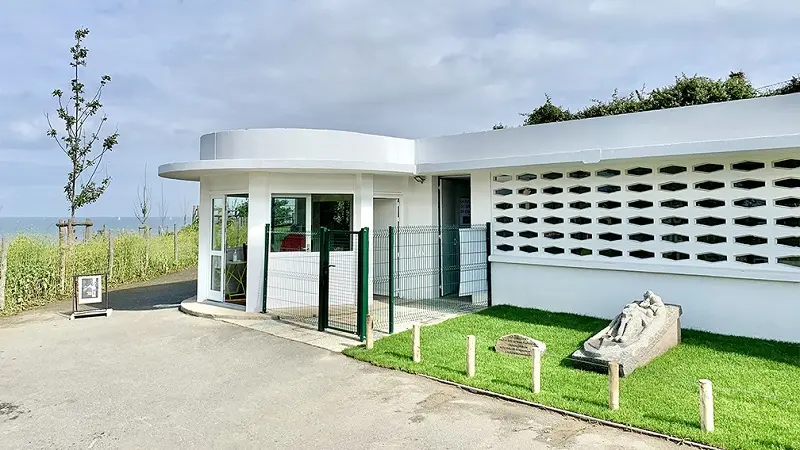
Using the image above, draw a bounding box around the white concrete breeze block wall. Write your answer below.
[487,150,800,342]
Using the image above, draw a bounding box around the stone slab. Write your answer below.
[494,333,546,357]
[571,304,682,376]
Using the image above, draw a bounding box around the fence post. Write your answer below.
[60,246,67,294]
[412,323,421,363]
[357,227,370,342]
[144,226,150,276]
[388,225,396,334]
[317,227,330,332]
[609,361,620,410]
[466,335,476,377]
[366,314,374,349]
[699,379,714,432]
[262,223,270,314]
[532,346,541,393]
[108,230,114,281]
[173,223,178,265]
[485,221,492,307]
[0,236,8,312]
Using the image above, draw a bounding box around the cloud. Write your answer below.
[0,0,799,216]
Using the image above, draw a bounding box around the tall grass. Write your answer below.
[1,228,198,315]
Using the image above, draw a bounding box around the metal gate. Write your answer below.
[262,225,369,340]
[372,223,491,334]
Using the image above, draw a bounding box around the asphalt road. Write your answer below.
[0,273,681,450]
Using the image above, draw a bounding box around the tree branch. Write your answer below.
[76,83,105,127]
[44,112,68,155]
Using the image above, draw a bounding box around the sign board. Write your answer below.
[77,275,102,304]
[71,273,111,319]
[459,197,471,226]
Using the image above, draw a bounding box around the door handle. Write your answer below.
[328,264,336,268]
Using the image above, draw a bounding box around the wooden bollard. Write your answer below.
[466,335,476,377]
[366,314,374,350]
[412,324,421,363]
[173,223,179,265]
[608,361,620,410]
[0,236,8,312]
[108,231,114,279]
[699,379,714,432]
[531,346,541,393]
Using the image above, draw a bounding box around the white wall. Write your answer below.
[245,173,270,312]
[209,128,414,166]
[197,179,212,302]
[374,174,437,226]
[493,262,799,342]
[415,93,800,173]
[486,150,800,343]
[198,171,383,313]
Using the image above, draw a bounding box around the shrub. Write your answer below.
[519,71,799,126]
[1,228,198,315]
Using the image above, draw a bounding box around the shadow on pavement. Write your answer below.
[102,278,197,311]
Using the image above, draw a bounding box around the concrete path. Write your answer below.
[0,273,684,450]
[180,298,368,352]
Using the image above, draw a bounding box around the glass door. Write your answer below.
[209,197,225,302]
[224,195,249,306]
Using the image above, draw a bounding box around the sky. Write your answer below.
[1,0,799,217]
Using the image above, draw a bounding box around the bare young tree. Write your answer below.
[157,182,168,234]
[45,28,119,239]
[134,165,151,234]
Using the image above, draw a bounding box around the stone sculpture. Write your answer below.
[571,290,682,376]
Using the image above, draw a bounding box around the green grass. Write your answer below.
[344,306,800,450]
[1,228,198,315]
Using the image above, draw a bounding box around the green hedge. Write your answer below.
[1,228,198,315]
[505,72,800,128]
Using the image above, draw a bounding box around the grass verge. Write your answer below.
[1,228,198,315]
[343,306,800,450]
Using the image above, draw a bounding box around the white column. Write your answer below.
[470,170,492,225]
[197,179,211,302]
[354,174,374,303]
[245,172,270,312]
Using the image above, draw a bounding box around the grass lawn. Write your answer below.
[344,306,800,450]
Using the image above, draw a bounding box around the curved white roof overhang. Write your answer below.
[159,159,416,181]
[159,93,800,182]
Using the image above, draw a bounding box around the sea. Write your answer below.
[0,216,190,239]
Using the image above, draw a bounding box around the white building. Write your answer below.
[159,93,800,343]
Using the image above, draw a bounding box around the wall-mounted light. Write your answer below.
[413,175,426,184]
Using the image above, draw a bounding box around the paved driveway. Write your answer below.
[0,276,682,449]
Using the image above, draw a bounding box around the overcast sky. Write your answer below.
[1,0,798,217]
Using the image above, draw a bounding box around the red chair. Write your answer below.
[280,233,306,252]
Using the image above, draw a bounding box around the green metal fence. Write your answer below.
[262,225,370,341]
[323,228,369,339]
[262,222,490,339]
[372,223,491,333]
[262,226,322,329]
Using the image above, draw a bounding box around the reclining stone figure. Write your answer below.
[571,290,681,376]
[603,290,664,344]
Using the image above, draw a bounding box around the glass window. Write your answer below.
[210,255,222,291]
[312,194,352,251]
[225,194,248,302]
[225,195,249,255]
[211,198,224,251]
[270,194,354,252]
[271,197,308,252]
